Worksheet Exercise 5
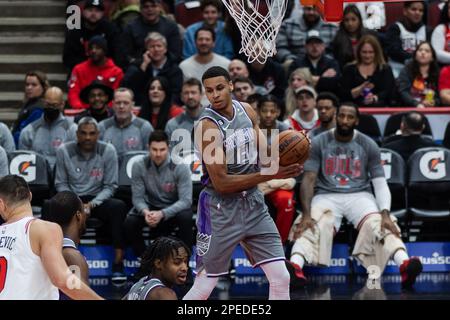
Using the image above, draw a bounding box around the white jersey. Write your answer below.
[0,217,59,300]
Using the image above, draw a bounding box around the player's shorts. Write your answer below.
[195,187,286,277]
[311,191,379,232]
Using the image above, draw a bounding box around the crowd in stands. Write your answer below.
[1,0,450,281]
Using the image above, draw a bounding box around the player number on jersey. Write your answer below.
[0,256,7,293]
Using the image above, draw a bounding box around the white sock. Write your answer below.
[290,241,306,268]
[260,260,290,300]
[183,270,218,300]
[290,253,305,268]
[393,249,409,266]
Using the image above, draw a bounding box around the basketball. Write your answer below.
[278,130,311,166]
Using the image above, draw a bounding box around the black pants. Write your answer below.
[124,209,194,257]
[42,196,127,249]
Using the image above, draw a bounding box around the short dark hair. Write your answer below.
[257,94,281,110]
[247,93,263,105]
[195,26,216,42]
[202,66,231,83]
[45,191,83,229]
[149,129,169,145]
[0,175,31,206]
[404,1,424,9]
[183,78,203,93]
[316,92,339,108]
[402,111,425,132]
[137,236,190,278]
[201,0,222,12]
[232,76,254,87]
[337,101,360,119]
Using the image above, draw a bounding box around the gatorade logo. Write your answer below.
[10,154,37,182]
[182,152,203,182]
[380,151,392,180]
[419,151,446,180]
[125,154,146,179]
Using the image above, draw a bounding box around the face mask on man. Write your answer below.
[43,107,60,122]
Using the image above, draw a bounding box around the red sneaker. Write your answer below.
[286,260,307,288]
[400,257,422,289]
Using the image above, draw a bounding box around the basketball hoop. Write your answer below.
[221,0,288,64]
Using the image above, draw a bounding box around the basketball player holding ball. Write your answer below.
[183,66,306,300]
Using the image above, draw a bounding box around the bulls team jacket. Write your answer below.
[68,58,124,109]
[54,141,118,207]
[97,115,154,157]
[18,114,77,169]
[129,156,192,220]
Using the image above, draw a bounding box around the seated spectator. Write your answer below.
[183,0,233,60]
[247,93,263,112]
[0,122,15,153]
[385,1,430,78]
[289,30,340,95]
[165,78,203,149]
[228,59,249,80]
[109,0,141,32]
[383,111,438,162]
[431,2,450,65]
[256,95,294,244]
[124,130,193,258]
[309,92,339,138]
[275,5,337,66]
[75,80,115,123]
[248,58,287,101]
[228,59,267,95]
[0,146,8,177]
[63,0,120,73]
[19,87,77,168]
[68,36,124,109]
[55,117,128,281]
[12,71,49,146]
[284,85,320,133]
[117,0,182,69]
[285,68,314,116]
[331,5,376,70]
[340,35,396,107]
[439,64,450,105]
[98,88,154,157]
[397,42,441,108]
[140,77,184,129]
[232,77,255,103]
[179,26,230,86]
[121,32,183,106]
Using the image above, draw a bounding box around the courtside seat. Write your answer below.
[357,113,382,145]
[383,112,433,143]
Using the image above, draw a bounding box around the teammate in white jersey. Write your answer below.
[0,175,102,300]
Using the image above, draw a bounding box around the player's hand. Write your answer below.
[275,163,302,179]
[380,210,400,237]
[293,216,316,239]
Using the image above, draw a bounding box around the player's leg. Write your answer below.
[183,191,242,299]
[259,260,290,300]
[348,192,422,289]
[266,189,295,243]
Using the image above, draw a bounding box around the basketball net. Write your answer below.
[221,0,288,64]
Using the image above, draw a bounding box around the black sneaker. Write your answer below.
[112,263,127,282]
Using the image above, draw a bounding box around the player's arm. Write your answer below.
[293,171,318,238]
[30,220,103,300]
[146,287,178,300]
[63,249,90,285]
[196,118,301,194]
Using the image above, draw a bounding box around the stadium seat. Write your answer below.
[443,121,450,150]
[407,147,450,240]
[117,150,148,207]
[7,150,54,217]
[383,112,433,142]
[356,113,382,145]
